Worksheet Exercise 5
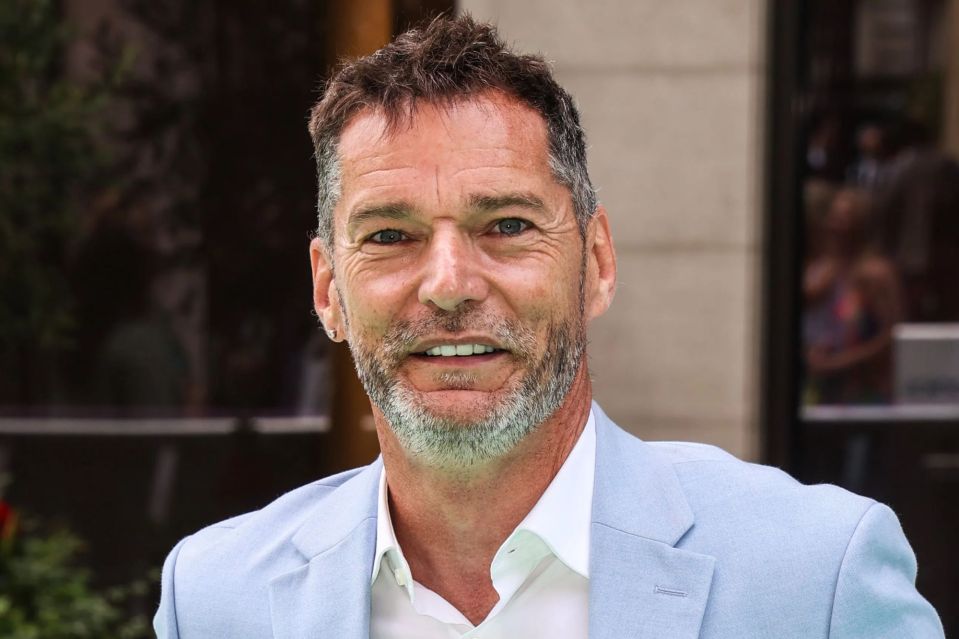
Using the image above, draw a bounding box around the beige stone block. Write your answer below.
[460,0,759,70]
[560,70,759,250]
[587,249,754,427]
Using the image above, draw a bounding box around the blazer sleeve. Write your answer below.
[154,536,190,639]
[828,502,944,638]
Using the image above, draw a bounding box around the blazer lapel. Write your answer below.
[268,460,381,639]
[267,407,716,638]
[589,404,715,639]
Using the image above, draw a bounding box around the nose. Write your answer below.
[418,227,489,312]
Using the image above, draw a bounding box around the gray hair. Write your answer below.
[308,15,597,251]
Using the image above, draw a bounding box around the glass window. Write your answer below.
[797,0,959,412]
[776,2,959,628]
[1,0,332,432]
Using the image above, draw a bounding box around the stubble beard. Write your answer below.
[346,307,586,470]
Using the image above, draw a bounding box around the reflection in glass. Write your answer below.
[798,0,959,408]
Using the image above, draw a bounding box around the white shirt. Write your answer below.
[370,411,596,639]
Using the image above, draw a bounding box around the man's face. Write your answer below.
[311,92,614,467]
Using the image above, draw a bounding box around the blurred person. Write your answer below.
[802,188,903,404]
[802,177,838,258]
[873,122,959,321]
[72,222,191,411]
[154,17,944,638]
[805,111,847,182]
[847,123,895,191]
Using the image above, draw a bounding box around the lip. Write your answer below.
[409,336,506,354]
[408,351,505,368]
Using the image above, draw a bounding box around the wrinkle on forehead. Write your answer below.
[332,90,571,244]
[337,91,549,169]
[356,165,416,178]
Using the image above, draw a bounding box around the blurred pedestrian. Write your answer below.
[803,188,902,404]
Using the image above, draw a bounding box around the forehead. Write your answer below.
[335,93,552,182]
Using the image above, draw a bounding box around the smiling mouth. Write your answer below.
[414,343,504,357]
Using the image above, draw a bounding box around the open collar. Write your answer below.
[369,411,595,619]
[512,409,595,577]
[268,404,716,639]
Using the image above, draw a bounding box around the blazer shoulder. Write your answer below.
[170,468,372,572]
[644,439,878,548]
[155,464,376,637]
[594,412,874,525]
[646,440,742,464]
[651,439,868,504]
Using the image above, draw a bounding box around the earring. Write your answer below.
[326,327,337,341]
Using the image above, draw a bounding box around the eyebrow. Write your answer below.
[468,192,546,213]
[346,201,415,235]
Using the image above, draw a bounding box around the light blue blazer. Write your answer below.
[154,404,944,638]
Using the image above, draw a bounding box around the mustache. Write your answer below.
[378,309,536,362]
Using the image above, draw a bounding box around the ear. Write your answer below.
[584,205,616,321]
[310,237,345,341]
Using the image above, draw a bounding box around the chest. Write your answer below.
[370,554,588,639]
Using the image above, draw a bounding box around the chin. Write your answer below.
[380,383,541,468]
[408,388,505,426]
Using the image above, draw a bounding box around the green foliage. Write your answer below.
[0,520,152,639]
[0,0,126,353]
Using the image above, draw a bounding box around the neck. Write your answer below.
[374,364,593,623]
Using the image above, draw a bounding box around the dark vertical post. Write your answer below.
[760,0,804,471]
[325,0,394,471]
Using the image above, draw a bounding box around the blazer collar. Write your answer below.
[289,459,382,559]
[589,402,716,639]
[268,404,716,639]
[591,401,694,544]
[269,459,382,639]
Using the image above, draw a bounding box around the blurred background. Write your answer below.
[1,0,957,634]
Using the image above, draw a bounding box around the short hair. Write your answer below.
[307,14,597,250]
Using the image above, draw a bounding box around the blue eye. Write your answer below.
[495,218,529,236]
[370,229,405,244]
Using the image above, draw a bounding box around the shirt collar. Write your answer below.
[371,409,596,586]
[371,469,414,598]
[507,409,595,577]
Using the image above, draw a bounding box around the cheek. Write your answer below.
[338,265,412,333]
[491,257,582,321]
[343,292,395,336]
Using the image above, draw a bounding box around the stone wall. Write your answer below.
[460,0,766,459]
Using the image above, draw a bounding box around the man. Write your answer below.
[154,16,944,638]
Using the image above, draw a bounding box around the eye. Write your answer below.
[368,229,406,244]
[494,218,529,236]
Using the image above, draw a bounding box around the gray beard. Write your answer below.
[346,308,586,470]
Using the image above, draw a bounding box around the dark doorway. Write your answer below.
[763,0,959,631]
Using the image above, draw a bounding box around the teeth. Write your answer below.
[423,344,496,357]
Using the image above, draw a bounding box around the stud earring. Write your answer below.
[326,327,337,341]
